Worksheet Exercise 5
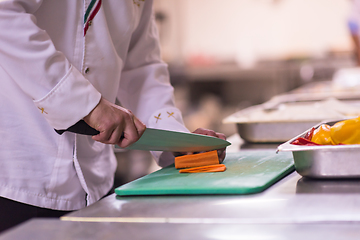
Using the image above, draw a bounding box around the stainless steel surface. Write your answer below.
[228,104,324,143]
[63,172,360,223]
[266,80,360,107]
[278,120,360,178]
[237,121,317,143]
[3,172,360,239]
[296,177,360,194]
[3,134,360,239]
[224,80,360,143]
[2,219,360,240]
[224,100,349,143]
[264,90,360,108]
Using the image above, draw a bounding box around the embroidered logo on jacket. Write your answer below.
[133,0,145,7]
[84,0,102,36]
[38,107,48,114]
[167,111,175,118]
[154,113,161,123]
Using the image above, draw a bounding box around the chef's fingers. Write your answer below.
[93,118,141,147]
[91,121,118,144]
[90,120,113,141]
[214,133,227,162]
[84,97,145,146]
[116,115,145,148]
[192,128,216,137]
[96,118,142,146]
[133,116,146,138]
[105,126,124,144]
[105,114,141,145]
[215,132,226,140]
[192,128,227,162]
[217,148,226,163]
[193,128,226,141]
[173,152,194,157]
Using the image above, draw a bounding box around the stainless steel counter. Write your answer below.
[2,218,360,240]
[63,171,360,224]
[3,218,360,240]
[2,135,360,239]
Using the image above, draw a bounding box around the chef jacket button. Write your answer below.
[85,67,90,74]
[88,20,92,26]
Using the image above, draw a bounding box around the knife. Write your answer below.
[124,127,231,152]
[55,120,231,152]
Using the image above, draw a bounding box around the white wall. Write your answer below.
[154,0,353,66]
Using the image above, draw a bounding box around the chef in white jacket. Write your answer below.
[0,0,226,231]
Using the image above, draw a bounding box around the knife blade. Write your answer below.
[123,128,231,152]
[55,120,231,152]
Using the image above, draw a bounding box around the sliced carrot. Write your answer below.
[179,164,226,173]
[174,150,219,169]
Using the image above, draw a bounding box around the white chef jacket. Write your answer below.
[0,0,189,210]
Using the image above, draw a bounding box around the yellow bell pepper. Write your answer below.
[311,124,335,145]
[330,116,360,145]
[310,117,360,145]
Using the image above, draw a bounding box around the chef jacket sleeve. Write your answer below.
[117,0,189,167]
[0,0,101,130]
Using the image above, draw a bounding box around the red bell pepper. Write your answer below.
[291,137,321,146]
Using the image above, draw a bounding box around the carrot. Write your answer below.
[174,150,219,169]
[179,164,226,173]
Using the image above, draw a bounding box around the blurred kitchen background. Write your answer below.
[115,0,360,186]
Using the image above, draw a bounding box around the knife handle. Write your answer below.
[55,120,125,140]
[55,120,100,136]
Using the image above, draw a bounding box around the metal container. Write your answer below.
[223,98,358,143]
[277,120,360,179]
[236,121,319,143]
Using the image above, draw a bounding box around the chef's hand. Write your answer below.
[173,128,227,163]
[83,97,146,148]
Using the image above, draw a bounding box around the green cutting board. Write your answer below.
[115,150,295,196]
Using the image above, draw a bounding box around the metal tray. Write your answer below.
[277,119,360,179]
[237,121,319,143]
[223,98,358,143]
